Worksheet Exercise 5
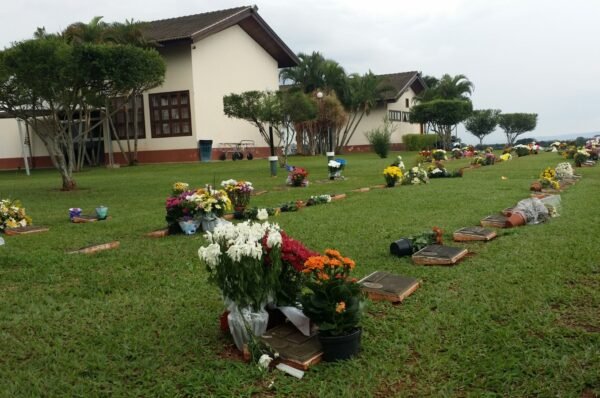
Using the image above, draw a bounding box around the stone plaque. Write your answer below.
[72,215,111,223]
[453,226,497,242]
[412,244,468,265]
[4,225,49,236]
[480,214,508,228]
[359,271,420,303]
[261,324,322,370]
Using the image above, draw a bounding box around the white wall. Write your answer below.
[191,25,280,149]
[0,118,49,159]
[349,87,421,146]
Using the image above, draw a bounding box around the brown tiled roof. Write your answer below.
[142,6,251,43]
[377,71,425,101]
[141,6,298,68]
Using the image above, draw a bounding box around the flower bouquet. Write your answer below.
[275,232,318,306]
[417,150,432,163]
[328,159,345,180]
[514,144,531,157]
[574,149,590,167]
[383,166,403,187]
[402,166,429,185]
[555,162,574,180]
[287,167,309,187]
[165,183,202,233]
[300,249,363,361]
[451,148,463,159]
[199,221,283,350]
[427,162,452,178]
[432,149,447,161]
[0,199,31,232]
[499,153,512,162]
[484,151,496,166]
[539,167,560,190]
[221,179,254,212]
[306,194,332,206]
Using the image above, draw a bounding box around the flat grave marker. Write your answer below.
[4,225,49,236]
[358,271,421,303]
[260,323,322,370]
[412,244,468,265]
[480,214,508,228]
[453,226,497,242]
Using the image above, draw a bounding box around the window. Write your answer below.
[405,98,410,108]
[389,110,411,123]
[149,90,192,137]
[111,95,145,139]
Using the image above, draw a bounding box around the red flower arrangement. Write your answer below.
[289,167,309,187]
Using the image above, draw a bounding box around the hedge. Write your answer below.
[403,134,439,151]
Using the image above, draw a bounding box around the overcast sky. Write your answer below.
[2,0,599,144]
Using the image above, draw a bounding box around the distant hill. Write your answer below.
[531,131,600,142]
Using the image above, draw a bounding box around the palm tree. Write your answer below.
[417,74,473,102]
[280,51,346,97]
[63,16,109,44]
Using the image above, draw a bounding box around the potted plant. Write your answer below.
[383,166,403,187]
[300,249,364,361]
[514,144,531,157]
[221,179,254,213]
[199,221,283,350]
[390,227,443,257]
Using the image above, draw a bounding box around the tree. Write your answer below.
[63,17,158,165]
[0,31,165,190]
[279,51,346,98]
[417,74,473,102]
[223,90,317,165]
[411,74,474,149]
[464,109,501,147]
[498,113,538,146]
[335,71,387,153]
[409,99,473,150]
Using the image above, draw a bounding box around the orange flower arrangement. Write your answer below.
[300,249,363,336]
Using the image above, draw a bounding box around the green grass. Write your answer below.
[0,152,598,397]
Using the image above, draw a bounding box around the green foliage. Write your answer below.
[464,109,501,146]
[403,134,439,150]
[417,73,473,102]
[0,22,165,188]
[498,113,538,145]
[365,116,395,158]
[410,99,473,149]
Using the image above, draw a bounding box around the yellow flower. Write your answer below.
[335,301,346,313]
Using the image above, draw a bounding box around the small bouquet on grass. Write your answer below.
[574,149,590,167]
[221,179,254,210]
[242,207,278,221]
[539,167,560,190]
[555,162,574,180]
[383,166,403,187]
[432,149,447,161]
[328,159,345,179]
[451,148,463,159]
[306,195,332,206]
[417,150,432,163]
[427,162,461,178]
[484,151,496,165]
[300,249,363,337]
[402,166,429,185]
[514,144,531,157]
[0,199,31,232]
[287,167,309,187]
[499,153,512,162]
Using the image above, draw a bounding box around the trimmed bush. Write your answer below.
[403,134,439,151]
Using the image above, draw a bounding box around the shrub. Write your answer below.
[403,134,439,151]
[365,117,395,158]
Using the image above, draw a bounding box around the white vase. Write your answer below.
[227,305,269,351]
[201,212,219,233]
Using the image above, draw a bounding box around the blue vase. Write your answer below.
[69,208,82,220]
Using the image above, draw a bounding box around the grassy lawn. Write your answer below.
[0,152,598,397]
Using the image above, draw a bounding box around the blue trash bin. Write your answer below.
[198,140,213,162]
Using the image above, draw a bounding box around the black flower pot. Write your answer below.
[318,328,362,362]
[390,238,413,257]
